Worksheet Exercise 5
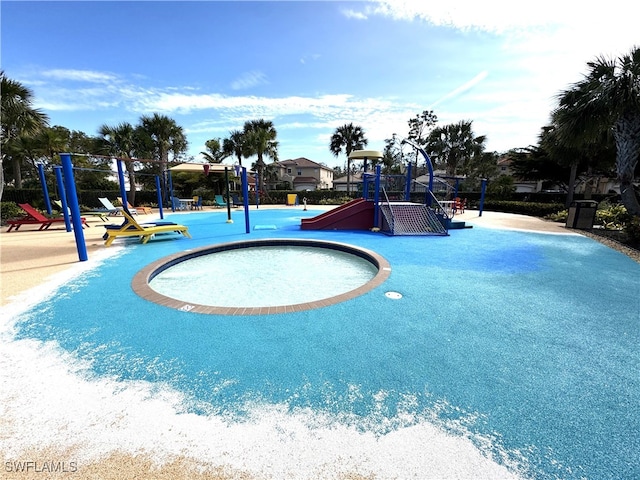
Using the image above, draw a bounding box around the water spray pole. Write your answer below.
[60,153,88,261]
[54,166,72,232]
[225,167,233,223]
[116,160,129,214]
[373,165,381,228]
[37,163,52,214]
[241,167,250,233]
[479,179,487,217]
[155,175,164,219]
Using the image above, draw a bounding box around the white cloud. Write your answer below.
[432,71,489,107]
[41,69,118,83]
[230,70,268,90]
[341,8,368,20]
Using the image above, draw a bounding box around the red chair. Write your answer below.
[6,203,87,232]
[453,197,466,214]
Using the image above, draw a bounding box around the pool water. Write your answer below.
[149,245,378,307]
[3,208,639,479]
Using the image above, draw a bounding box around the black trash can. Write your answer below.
[566,200,598,229]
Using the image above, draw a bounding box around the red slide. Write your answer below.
[300,198,375,230]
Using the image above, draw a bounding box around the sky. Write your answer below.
[2,0,638,169]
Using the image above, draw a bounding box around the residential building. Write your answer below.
[273,158,334,191]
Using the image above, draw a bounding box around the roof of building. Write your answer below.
[333,172,365,183]
[275,157,333,171]
[293,176,319,184]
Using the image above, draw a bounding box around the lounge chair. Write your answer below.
[53,200,108,222]
[231,193,242,207]
[117,197,152,214]
[99,197,137,215]
[215,195,228,208]
[6,203,88,232]
[102,210,190,246]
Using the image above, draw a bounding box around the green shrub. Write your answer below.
[595,203,631,230]
[481,200,565,217]
[545,209,568,222]
[1,202,24,223]
[624,217,640,244]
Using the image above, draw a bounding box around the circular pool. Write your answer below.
[132,239,391,315]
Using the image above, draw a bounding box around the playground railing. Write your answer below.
[426,189,451,221]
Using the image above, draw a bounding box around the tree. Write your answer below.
[510,126,615,205]
[329,123,368,194]
[223,130,247,167]
[243,119,278,195]
[426,120,486,176]
[380,136,404,174]
[1,71,50,195]
[407,110,438,187]
[201,138,229,164]
[139,113,188,203]
[554,46,640,216]
[99,122,143,205]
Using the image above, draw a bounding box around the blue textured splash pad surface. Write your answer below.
[11,209,640,478]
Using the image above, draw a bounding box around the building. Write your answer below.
[273,158,334,191]
[496,157,542,193]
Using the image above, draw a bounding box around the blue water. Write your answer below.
[13,209,640,479]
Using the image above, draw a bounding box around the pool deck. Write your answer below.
[0,206,584,307]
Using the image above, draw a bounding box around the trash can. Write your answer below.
[286,194,299,206]
[566,200,598,229]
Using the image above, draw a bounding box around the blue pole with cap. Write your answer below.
[60,153,88,261]
[54,166,72,232]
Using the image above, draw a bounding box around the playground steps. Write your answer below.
[380,202,448,236]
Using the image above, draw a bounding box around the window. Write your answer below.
[287,168,292,174]
[297,170,302,176]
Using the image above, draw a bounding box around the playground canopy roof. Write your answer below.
[348,150,383,160]
[169,163,234,173]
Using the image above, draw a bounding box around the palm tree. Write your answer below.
[223,130,247,167]
[99,122,141,205]
[243,119,278,196]
[1,71,49,196]
[329,123,368,194]
[554,47,640,216]
[139,113,188,203]
[201,138,229,164]
[427,120,485,176]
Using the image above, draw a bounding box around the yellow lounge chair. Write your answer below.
[103,210,191,246]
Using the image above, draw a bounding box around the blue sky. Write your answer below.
[2,0,637,168]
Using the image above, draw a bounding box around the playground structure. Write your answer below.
[301,141,486,235]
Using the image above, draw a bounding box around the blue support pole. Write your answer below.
[241,167,250,233]
[404,162,412,201]
[155,175,164,219]
[37,164,52,214]
[60,153,88,262]
[54,166,72,232]
[168,171,175,212]
[479,179,487,217]
[224,167,232,223]
[116,160,129,214]
[373,165,381,228]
